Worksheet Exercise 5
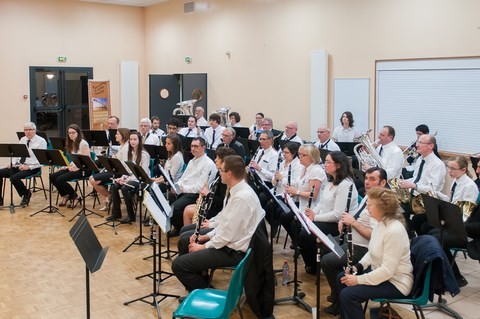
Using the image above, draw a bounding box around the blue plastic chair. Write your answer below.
[172,248,252,319]
[370,262,432,319]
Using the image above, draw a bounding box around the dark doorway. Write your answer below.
[30,66,93,138]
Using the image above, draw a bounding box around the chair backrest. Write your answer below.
[222,248,252,317]
[413,262,433,305]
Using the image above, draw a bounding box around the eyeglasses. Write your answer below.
[259,138,270,141]
[24,128,35,131]
[218,168,229,173]
[298,153,308,158]
[222,134,232,137]
[190,144,203,148]
[67,131,77,135]
[285,126,295,130]
[316,131,327,134]
[324,160,335,165]
[417,141,432,145]
[447,166,462,171]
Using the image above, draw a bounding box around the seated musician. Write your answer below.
[278,121,303,145]
[150,116,165,137]
[204,113,225,150]
[109,131,150,223]
[399,134,446,236]
[151,134,184,191]
[194,106,209,127]
[337,188,413,319]
[89,127,130,213]
[50,124,91,208]
[217,127,246,159]
[0,122,47,206]
[178,116,203,138]
[105,115,120,156]
[403,124,441,178]
[428,155,479,287]
[229,111,242,127]
[169,137,217,237]
[248,112,264,139]
[322,167,388,316]
[299,151,359,274]
[362,125,403,179]
[172,155,265,293]
[247,130,278,188]
[182,147,235,226]
[139,118,160,146]
[313,124,340,151]
[332,111,361,142]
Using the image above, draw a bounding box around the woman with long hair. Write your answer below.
[89,127,130,214]
[337,187,413,319]
[50,124,91,208]
[299,151,358,274]
[332,111,361,142]
[110,131,150,223]
[152,134,184,186]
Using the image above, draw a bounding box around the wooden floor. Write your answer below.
[0,179,421,319]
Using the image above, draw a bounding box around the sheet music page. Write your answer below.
[144,192,170,233]
[150,182,172,217]
[158,165,180,194]
[285,194,310,235]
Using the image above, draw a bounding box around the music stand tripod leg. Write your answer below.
[123,184,152,252]
[30,164,64,217]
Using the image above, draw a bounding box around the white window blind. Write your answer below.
[376,58,480,155]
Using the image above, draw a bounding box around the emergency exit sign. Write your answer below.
[57,56,67,63]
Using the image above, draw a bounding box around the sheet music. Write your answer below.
[285,194,310,234]
[158,165,180,194]
[144,183,172,233]
[150,182,172,217]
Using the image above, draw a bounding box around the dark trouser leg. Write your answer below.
[177,227,214,256]
[110,183,123,218]
[337,272,405,319]
[0,168,12,198]
[171,193,198,230]
[172,247,245,292]
[298,222,339,269]
[11,168,40,196]
[121,181,139,220]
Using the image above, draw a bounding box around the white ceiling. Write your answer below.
[79,0,169,7]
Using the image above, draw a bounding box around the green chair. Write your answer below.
[369,262,432,319]
[172,248,252,319]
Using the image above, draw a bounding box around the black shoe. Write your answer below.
[327,295,336,303]
[456,275,468,288]
[0,197,3,206]
[305,266,316,275]
[167,227,180,238]
[121,217,134,224]
[143,216,151,226]
[106,215,120,222]
[324,304,340,316]
[21,191,32,206]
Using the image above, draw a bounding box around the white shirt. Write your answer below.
[408,152,446,195]
[196,117,209,127]
[150,128,165,137]
[205,180,265,252]
[15,134,47,169]
[314,138,341,152]
[358,219,413,296]
[252,146,278,183]
[142,132,160,146]
[377,141,403,179]
[312,179,359,222]
[125,149,151,181]
[436,173,479,203]
[114,143,129,161]
[204,125,225,150]
[296,163,327,211]
[164,151,184,183]
[280,132,303,145]
[273,157,303,195]
[177,153,217,194]
[332,126,361,142]
[178,127,203,138]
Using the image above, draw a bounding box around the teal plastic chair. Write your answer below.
[369,262,432,319]
[172,248,252,319]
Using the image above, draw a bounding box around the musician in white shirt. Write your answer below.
[332,111,361,142]
[204,113,225,150]
[363,126,403,179]
[279,121,303,145]
[150,116,165,137]
[248,130,278,187]
[314,125,340,151]
[179,116,204,138]
[139,118,160,146]
[195,106,209,127]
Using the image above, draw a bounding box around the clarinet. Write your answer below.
[339,183,354,245]
[307,185,315,209]
[273,149,283,195]
[193,173,216,243]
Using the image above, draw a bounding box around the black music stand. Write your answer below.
[319,148,332,163]
[16,131,48,141]
[70,214,108,319]
[337,142,359,157]
[422,194,465,319]
[144,144,168,166]
[49,137,66,150]
[0,143,30,213]
[82,130,109,149]
[93,156,130,233]
[31,149,69,217]
[68,154,101,222]
[248,140,261,157]
[122,161,153,252]
[108,129,119,146]
[233,127,250,139]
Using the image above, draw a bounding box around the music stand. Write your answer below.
[319,149,332,163]
[70,214,108,319]
[49,137,66,151]
[143,144,168,166]
[0,143,30,213]
[68,154,101,222]
[173,115,190,127]
[82,130,109,148]
[31,149,69,217]
[16,131,48,141]
[93,156,130,233]
[337,142,359,157]
[233,127,250,139]
[421,194,465,319]
[122,161,153,252]
[108,129,119,146]
[248,139,261,157]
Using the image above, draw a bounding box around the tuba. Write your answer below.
[216,107,231,127]
[454,200,477,221]
[172,99,197,115]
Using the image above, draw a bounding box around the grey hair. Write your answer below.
[24,122,36,130]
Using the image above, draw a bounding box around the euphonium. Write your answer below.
[353,129,384,170]
[454,200,477,221]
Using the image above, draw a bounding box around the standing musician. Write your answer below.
[178,116,204,138]
[172,155,265,293]
[428,155,479,287]
[0,122,47,206]
[217,127,246,159]
[336,188,413,319]
[332,111,361,142]
[139,118,160,146]
[204,113,225,150]
[247,130,278,188]
[50,124,91,208]
[362,126,403,179]
[399,134,446,236]
[248,112,264,139]
[89,127,130,213]
[109,131,150,223]
[321,167,388,316]
[278,121,303,145]
[169,137,217,237]
[314,125,340,151]
[299,151,359,274]
[181,147,235,226]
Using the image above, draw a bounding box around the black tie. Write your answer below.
[187,128,192,137]
[379,146,384,157]
[225,191,231,206]
[211,130,216,148]
[411,159,425,195]
[354,200,367,219]
[20,140,30,164]
[257,150,265,163]
[321,139,329,149]
[450,182,457,202]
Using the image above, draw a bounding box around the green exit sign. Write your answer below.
[57,56,67,63]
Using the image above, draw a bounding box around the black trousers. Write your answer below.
[298,221,339,269]
[50,169,91,198]
[178,226,215,255]
[171,193,198,230]
[111,181,139,219]
[0,167,40,198]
